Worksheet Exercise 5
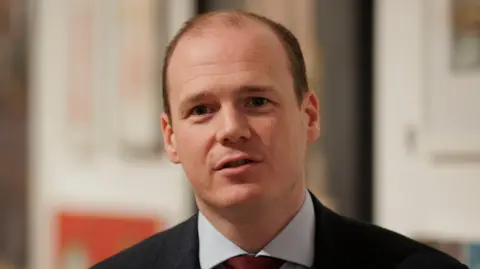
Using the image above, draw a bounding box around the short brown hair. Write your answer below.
[161,10,309,118]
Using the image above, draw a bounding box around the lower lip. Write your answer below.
[217,162,258,176]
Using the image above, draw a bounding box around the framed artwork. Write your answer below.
[420,0,480,164]
[467,243,480,269]
[29,1,195,268]
[451,0,480,72]
[55,212,164,268]
[64,0,166,162]
[117,0,166,160]
[65,0,95,161]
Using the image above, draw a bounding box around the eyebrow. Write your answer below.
[179,92,212,113]
[238,85,275,94]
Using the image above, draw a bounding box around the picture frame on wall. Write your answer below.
[55,211,164,268]
[420,0,480,164]
[451,0,480,72]
[64,0,167,162]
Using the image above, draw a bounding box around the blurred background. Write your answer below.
[0,0,479,268]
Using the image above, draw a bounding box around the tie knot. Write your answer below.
[224,255,285,269]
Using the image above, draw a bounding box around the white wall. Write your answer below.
[374,0,480,242]
[28,0,195,268]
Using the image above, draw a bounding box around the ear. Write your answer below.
[161,112,180,164]
[302,90,320,143]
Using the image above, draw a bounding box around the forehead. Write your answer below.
[167,23,291,96]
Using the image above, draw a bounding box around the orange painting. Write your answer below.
[55,212,163,268]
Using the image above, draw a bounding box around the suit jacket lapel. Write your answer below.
[310,191,326,268]
[310,191,340,269]
[176,213,201,269]
[172,244,200,269]
[156,213,201,269]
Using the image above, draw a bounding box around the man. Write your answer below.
[92,10,468,269]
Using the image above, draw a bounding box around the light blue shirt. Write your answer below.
[198,191,315,269]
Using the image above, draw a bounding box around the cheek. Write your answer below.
[251,115,299,154]
[175,129,208,165]
[250,117,278,148]
[271,113,307,159]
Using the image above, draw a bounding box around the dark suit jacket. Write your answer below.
[91,193,468,268]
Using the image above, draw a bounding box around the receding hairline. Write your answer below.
[180,10,277,38]
[166,11,293,85]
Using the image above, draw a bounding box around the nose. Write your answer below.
[215,105,251,145]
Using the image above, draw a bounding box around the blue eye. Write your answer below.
[246,97,270,107]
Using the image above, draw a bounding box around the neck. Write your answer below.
[197,182,306,253]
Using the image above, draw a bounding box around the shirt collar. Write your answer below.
[198,190,316,269]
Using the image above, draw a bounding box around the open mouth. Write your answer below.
[221,159,253,169]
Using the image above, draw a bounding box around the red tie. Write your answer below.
[224,255,285,269]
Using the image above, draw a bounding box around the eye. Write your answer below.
[190,105,212,116]
[246,97,270,107]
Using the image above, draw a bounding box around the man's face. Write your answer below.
[161,23,320,209]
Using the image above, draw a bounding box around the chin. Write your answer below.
[215,183,265,208]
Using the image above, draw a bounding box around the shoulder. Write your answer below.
[317,204,468,268]
[344,216,466,268]
[90,214,198,269]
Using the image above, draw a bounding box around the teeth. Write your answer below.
[224,159,249,168]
